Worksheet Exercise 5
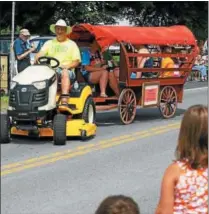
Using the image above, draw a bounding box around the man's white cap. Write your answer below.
[20,29,31,36]
[50,19,72,34]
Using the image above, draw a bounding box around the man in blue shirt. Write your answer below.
[13,29,35,72]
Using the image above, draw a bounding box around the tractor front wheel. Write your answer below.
[53,114,67,146]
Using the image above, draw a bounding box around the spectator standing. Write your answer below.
[202,39,208,55]
[13,29,35,73]
[155,105,208,214]
[192,55,207,81]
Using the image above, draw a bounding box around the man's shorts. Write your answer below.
[56,67,76,80]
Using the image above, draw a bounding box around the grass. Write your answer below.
[0,96,8,112]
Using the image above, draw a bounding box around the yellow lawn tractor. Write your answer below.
[0,56,96,145]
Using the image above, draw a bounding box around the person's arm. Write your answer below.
[155,163,179,214]
[34,41,50,63]
[84,65,105,72]
[14,40,35,60]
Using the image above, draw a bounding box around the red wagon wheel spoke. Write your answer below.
[121,107,127,114]
[125,111,129,122]
[169,90,174,99]
[169,104,175,113]
[159,86,177,119]
[122,111,129,122]
[129,98,136,105]
[164,88,170,98]
[121,111,127,120]
[167,105,172,116]
[163,104,168,115]
[123,93,129,104]
[160,98,167,102]
[164,106,168,116]
[128,92,133,103]
[170,96,176,101]
[118,89,137,125]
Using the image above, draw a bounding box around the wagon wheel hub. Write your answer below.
[129,103,135,112]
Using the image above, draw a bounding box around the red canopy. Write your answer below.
[69,24,197,50]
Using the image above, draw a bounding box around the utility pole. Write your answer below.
[11,1,15,79]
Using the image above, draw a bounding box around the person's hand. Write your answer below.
[60,65,68,70]
[102,65,108,69]
[29,46,36,53]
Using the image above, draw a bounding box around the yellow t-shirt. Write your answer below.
[161,57,174,77]
[40,38,81,71]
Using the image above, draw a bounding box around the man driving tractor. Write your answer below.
[35,19,81,105]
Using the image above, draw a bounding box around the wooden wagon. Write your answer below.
[69,24,198,124]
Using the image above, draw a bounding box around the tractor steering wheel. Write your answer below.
[38,56,60,69]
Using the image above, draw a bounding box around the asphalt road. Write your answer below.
[1,83,208,214]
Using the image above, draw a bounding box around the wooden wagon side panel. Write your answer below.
[173,85,184,103]
[119,43,129,87]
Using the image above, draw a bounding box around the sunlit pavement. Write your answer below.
[1,85,208,214]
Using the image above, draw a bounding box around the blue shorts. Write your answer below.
[130,72,137,79]
[81,70,90,82]
[56,67,76,80]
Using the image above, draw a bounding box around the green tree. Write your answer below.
[0,2,120,34]
[119,1,208,40]
[0,1,207,40]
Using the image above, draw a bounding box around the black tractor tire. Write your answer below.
[82,96,96,124]
[0,114,11,144]
[80,130,87,141]
[53,114,67,146]
[0,89,5,97]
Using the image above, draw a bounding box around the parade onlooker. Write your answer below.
[155,105,208,214]
[95,195,140,214]
[202,39,208,55]
[13,29,35,73]
[192,55,207,81]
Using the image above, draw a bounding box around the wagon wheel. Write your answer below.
[159,86,177,119]
[118,88,137,125]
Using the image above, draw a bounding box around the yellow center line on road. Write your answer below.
[1,123,180,176]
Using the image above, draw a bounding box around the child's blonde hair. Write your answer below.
[175,105,208,169]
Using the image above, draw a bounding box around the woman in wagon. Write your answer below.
[155,105,208,214]
[81,40,120,97]
[129,44,153,79]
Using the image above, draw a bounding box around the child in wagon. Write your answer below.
[155,105,208,214]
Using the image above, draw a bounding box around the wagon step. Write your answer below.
[96,104,118,111]
[94,96,118,103]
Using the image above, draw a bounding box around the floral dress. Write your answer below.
[173,160,208,214]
